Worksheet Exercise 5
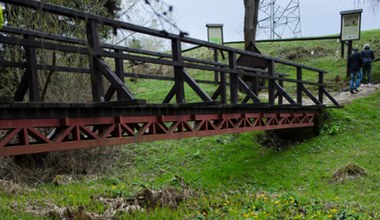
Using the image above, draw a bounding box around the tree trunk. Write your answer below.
[244,0,260,48]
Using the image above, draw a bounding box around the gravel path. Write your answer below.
[328,83,380,106]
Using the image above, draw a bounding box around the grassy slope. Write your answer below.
[1,30,380,219]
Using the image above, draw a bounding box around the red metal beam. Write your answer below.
[0,112,315,156]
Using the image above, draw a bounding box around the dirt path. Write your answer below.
[328,83,380,106]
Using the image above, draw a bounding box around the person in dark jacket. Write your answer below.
[361,44,375,85]
[347,47,363,94]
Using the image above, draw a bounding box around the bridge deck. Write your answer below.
[0,103,318,156]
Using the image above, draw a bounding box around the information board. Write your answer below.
[340,9,362,41]
[206,24,224,44]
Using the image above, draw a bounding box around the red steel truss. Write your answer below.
[0,112,315,156]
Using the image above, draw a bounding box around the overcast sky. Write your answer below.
[163,0,380,42]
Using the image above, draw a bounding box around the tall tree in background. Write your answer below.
[243,0,260,48]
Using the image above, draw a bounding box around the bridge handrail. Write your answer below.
[0,0,339,107]
[1,0,327,74]
[0,30,324,89]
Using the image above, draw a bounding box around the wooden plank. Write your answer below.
[273,82,296,105]
[163,85,176,104]
[236,77,260,103]
[302,85,321,105]
[14,71,28,101]
[24,35,40,102]
[182,69,212,102]
[98,58,135,100]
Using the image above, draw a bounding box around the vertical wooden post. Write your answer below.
[267,60,275,105]
[24,35,40,102]
[115,49,125,100]
[346,40,352,77]
[296,66,302,105]
[213,49,219,82]
[171,38,185,104]
[251,75,259,96]
[228,51,238,104]
[220,71,227,104]
[86,19,104,102]
[14,72,28,101]
[278,75,284,105]
[318,71,324,104]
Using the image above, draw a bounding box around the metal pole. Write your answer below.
[270,0,275,39]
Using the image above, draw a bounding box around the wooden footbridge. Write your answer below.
[0,0,339,156]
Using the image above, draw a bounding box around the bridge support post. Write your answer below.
[278,75,284,105]
[229,51,238,104]
[318,72,324,104]
[296,66,302,105]
[268,61,275,105]
[213,49,219,82]
[14,35,37,101]
[86,19,105,102]
[171,38,185,104]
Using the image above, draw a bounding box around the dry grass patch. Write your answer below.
[331,163,367,183]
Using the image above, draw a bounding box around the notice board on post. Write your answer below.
[206,24,224,44]
[340,9,362,41]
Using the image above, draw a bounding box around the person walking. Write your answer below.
[361,44,375,85]
[347,47,363,94]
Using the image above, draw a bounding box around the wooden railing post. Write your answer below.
[86,19,104,102]
[296,66,302,105]
[278,75,284,105]
[24,35,41,102]
[267,60,275,105]
[228,51,238,104]
[213,49,219,82]
[220,71,227,104]
[319,71,324,104]
[171,38,185,104]
[115,49,125,100]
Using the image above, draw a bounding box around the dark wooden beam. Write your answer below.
[267,61,275,105]
[24,35,40,102]
[296,66,302,105]
[182,70,212,102]
[229,51,238,104]
[171,38,185,104]
[86,19,104,102]
[97,58,135,100]
[14,71,28,101]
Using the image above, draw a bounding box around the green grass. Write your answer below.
[1,30,380,219]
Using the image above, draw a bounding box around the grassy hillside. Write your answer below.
[258,29,380,89]
[228,29,380,91]
[1,30,380,219]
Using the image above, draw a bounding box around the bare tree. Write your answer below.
[243,0,260,48]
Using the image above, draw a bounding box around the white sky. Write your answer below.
[163,0,380,42]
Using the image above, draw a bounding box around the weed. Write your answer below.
[331,163,368,183]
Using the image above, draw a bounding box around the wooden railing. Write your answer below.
[0,0,339,107]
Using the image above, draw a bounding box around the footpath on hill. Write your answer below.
[329,83,380,105]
